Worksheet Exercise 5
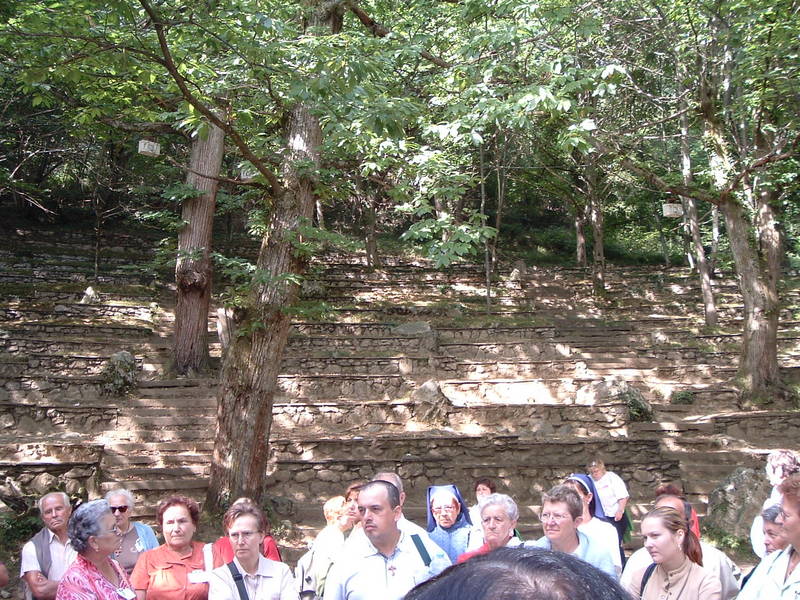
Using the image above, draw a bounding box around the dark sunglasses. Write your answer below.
[110,505,129,514]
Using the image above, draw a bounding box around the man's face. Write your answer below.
[358,486,400,545]
[431,497,460,529]
[41,495,71,534]
[540,501,577,545]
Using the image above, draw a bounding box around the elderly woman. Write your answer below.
[55,499,134,600]
[738,474,800,599]
[456,493,521,563]
[751,449,800,558]
[426,485,473,563]
[130,495,207,600]
[208,502,294,600]
[105,488,159,575]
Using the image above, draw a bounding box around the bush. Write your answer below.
[101,351,137,396]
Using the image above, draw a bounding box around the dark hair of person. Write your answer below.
[345,480,367,502]
[223,500,268,533]
[643,507,703,566]
[542,485,583,520]
[654,483,684,498]
[156,495,200,528]
[404,547,630,600]
[359,480,401,509]
[474,477,497,494]
[779,473,800,508]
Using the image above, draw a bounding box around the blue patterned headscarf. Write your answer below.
[567,473,608,520]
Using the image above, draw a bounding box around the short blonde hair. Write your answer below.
[323,496,346,524]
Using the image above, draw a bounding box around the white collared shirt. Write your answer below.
[323,530,451,600]
[20,529,77,581]
[737,545,800,600]
[208,555,296,600]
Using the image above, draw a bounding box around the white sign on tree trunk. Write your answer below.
[662,203,683,217]
[138,139,161,157]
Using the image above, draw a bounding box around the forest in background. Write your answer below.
[1,0,798,505]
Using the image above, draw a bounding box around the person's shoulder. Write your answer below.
[258,555,292,576]
[523,536,549,549]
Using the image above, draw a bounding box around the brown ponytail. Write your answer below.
[644,506,703,566]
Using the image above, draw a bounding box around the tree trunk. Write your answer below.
[174,121,225,375]
[679,101,717,326]
[364,192,380,269]
[585,159,604,295]
[206,102,321,508]
[574,207,587,268]
[719,193,781,400]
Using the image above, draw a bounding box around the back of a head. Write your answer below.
[404,547,629,600]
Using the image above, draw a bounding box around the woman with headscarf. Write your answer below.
[425,485,472,563]
[563,473,622,576]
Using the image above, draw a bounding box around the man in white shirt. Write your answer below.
[20,492,77,600]
[324,480,451,600]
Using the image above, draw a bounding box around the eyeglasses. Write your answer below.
[110,506,129,514]
[540,512,570,523]
[432,506,457,514]
[229,530,258,541]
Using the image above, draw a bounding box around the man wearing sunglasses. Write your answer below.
[105,488,159,574]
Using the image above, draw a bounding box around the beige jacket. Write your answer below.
[625,556,722,600]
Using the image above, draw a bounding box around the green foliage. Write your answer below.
[671,390,696,405]
[619,385,654,422]
[701,523,755,560]
[100,351,137,396]
[0,510,40,557]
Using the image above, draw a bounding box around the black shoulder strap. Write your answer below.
[410,534,431,567]
[227,561,250,600]
[640,562,657,597]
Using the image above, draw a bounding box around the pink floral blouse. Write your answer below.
[56,554,134,600]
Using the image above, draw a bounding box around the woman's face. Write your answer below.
[780,499,800,548]
[228,514,265,564]
[642,516,684,566]
[481,504,517,550]
[107,493,132,533]
[475,484,492,502]
[763,519,788,554]
[346,492,361,523]
[93,512,123,557]
[588,465,606,481]
[162,504,196,552]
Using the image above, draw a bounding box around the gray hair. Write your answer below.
[479,493,519,522]
[68,499,112,553]
[105,488,136,508]
[762,504,783,523]
[38,492,70,514]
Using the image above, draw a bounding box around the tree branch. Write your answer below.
[344,0,452,68]
[137,0,282,196]
[164,155,270,190]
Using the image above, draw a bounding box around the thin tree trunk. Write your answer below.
[174,121,225,375]
[710,205,720,274]
[479,144,491,310]
[585,159,604,295]
[679,96,717,326]
[574,206,587,268]
[364,189,380,269]
[207,104,322,508]
[654,203,671,267]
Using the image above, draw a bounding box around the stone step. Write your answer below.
[1,322,153,338]
[0,302,154,323]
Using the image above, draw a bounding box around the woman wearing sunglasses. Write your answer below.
[105,488,159,575]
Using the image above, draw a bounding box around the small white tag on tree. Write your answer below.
[138,139,161,157]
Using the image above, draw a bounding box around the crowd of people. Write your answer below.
[8,450,800,599]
